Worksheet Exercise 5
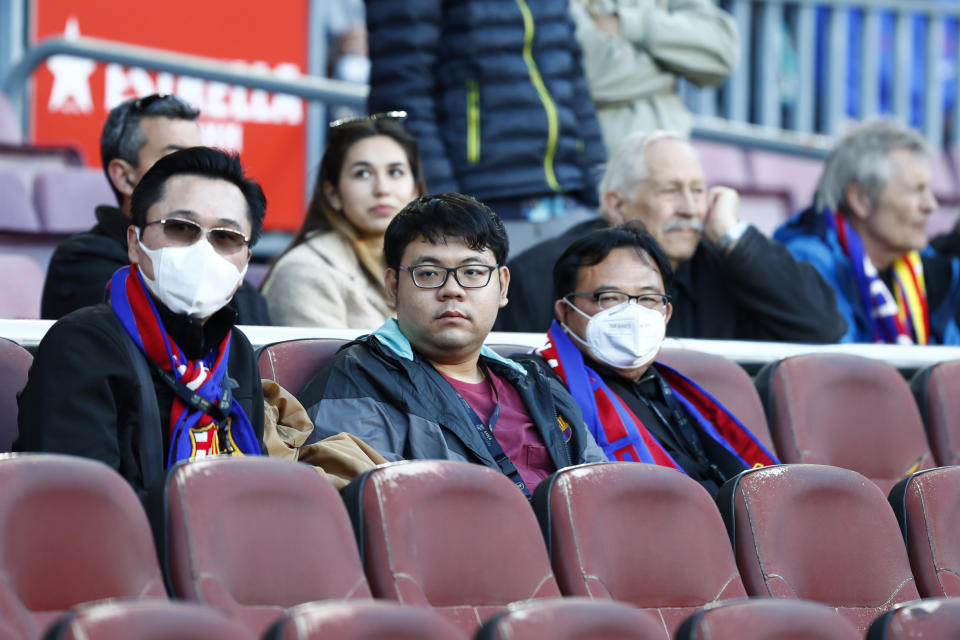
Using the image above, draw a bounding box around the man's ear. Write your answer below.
[108,158,137,198]
[496,265,511,308]
[553,298,568,325]
[844,182,873,221]
[602,190,626,224]
[323,180,342,211]
[384,268,398,309]
[664,301,673,327]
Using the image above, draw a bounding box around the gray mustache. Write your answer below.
[662,218,704,233]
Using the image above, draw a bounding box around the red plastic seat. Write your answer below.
[675,598,860,640]
[476,598,664,640]
[888,466,960,597]
[263,601,467,640]
[866,597,960,640]
[911,359,960,466]
[342,460,561,636]
[756,353,933,494]
[0,338,32,452]
[44,600,256,640]
[164,456,371,636]
[657,348,776,455]
[257,338,349,397]
[531,462,747,637]
[0,453,167,639]
[717,464,920,633]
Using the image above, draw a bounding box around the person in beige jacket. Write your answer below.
[262,114,426,328]
[571,0,738,150]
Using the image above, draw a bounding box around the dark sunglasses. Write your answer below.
[329,110,408,129]
[118,93,195,142]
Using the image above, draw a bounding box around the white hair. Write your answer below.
[599,130,692,200]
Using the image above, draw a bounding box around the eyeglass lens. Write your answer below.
[410,265,494,288]
[153,218,248,254]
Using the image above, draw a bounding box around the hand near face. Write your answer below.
[703,186,740,244]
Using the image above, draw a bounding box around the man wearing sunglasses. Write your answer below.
[522,222,778,498]
[299,193,605,497]
[40,93,270,325]
[18,147,267,502]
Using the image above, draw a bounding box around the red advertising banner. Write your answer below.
[31,0,309,231]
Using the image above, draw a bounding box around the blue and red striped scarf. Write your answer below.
[538,322,778,471]
[828,211,929,344]
[110,265,261,466]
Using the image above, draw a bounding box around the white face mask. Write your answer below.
[137,231,247,318]
[562,299,666,370]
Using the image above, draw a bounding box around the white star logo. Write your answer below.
[46,17,96,114]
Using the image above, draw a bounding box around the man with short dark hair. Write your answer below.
[18,147,267,499]
[41,93,270,324]
[527,222,777,497]
[300,193,604,495]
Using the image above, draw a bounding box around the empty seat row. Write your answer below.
[0,166,111,234]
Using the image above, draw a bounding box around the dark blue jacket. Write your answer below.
[366,0,606,208]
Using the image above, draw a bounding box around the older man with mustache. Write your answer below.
[497,131,847,343]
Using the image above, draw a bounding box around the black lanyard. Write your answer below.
[154,364,238,454]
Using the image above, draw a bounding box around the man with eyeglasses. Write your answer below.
[18,147,267,502]
[522,222,777,497]
[40,93,270,325]
[299,193,605,496]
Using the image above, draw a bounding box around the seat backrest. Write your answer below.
[675,598,861,640]
[888,466,960,597]
[257,338,349,398]
[343,460,561,636]
[44,600,256,640]
[264,601,467,640]
[910,360,960,466]
[756,353,933,494]
[0,338,32,452]
[657,348,776,454]
[0,453,167,639]
[0,169,39,232]
[476,597,665,640]
[32,167,111,234]
[717,464,920,633]
[531,462,746,637]
[0,255,44,319]
[866,597,960,640]
[164,456,371,636]
[747,150,824,213]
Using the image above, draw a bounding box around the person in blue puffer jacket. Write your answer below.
[365,0,607,224]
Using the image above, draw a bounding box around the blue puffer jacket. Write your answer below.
[366,0,607,207]
[774,207,960,344]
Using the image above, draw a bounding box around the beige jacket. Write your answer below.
[571,0,738,149]
[261,231,393,329]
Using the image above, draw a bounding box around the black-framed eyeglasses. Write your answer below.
[141,217,250,255]
[399,264,499,289]
[329,110,408,129]
[117,93,195,144]
[566,291,670,311]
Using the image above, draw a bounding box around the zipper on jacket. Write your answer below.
[466,79,481,164]
[515,0,562,193]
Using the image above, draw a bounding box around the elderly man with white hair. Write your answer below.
[775,119,960,344]
[497,130,847,342]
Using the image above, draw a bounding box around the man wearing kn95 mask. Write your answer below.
[524,222,778,497]
[17,147,267,504]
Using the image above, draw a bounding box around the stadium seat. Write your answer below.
[657,348,776,454]
[674,598,861,640]
[475,598,664,640]
[0,338,32,452]
[263,601,467,640]
[163,456,371,636]
[257,338,349,398]
[485,343,532,358]
[342,460,561,635]
[0,254,44,319]
[888,466,960,597]
[32,166,112,234]
[43,600,256,640]
[531,462,746,637]
[0,169,40,232]
[691,139,750,190]
[755,353,934,494]
[866,597,960,640]
[747,150,824,214]
[910,359,960,466]
[0,453,167,639]
[716,464,920,633]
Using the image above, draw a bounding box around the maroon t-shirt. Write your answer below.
[442,370,556,489]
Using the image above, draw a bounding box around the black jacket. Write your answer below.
[15,303,266,500]
[496,219,848,342]
[41,205,271,325]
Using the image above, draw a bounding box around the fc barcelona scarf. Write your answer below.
[110,266,262,466]
[828,210,929,344]
[537,322,778,471]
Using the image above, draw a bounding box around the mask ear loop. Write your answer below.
[559,297,594,350]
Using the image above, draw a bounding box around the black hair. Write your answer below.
[383,193,508,270]
[553,221,674,300]
[100,94,200,205]
[130,146,266,246]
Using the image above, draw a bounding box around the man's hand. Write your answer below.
[703,186,740,244]
[590,12,621,38]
